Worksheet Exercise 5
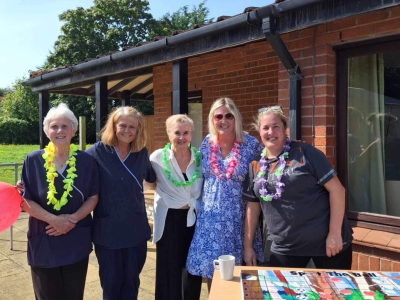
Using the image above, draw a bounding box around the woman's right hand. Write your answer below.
[16,180,24,195]
[244,247,258,266]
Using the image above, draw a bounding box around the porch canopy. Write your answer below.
[22,0,399,148]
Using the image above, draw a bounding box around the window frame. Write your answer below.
[336,35,400,233]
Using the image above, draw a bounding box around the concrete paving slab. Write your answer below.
[0,271,33,300]
[0,252,7,261]
[0,259,27,277]
[4,251,29,271]
[0,215,210,300]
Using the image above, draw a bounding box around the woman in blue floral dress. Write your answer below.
[186,97,263,288]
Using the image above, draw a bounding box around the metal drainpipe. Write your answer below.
[262,15,303,140]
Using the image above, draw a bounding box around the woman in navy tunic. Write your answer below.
[86,106,156,300]
[21,103,99,300]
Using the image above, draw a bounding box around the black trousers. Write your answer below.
[95,242,147,300]
[269,244,353,269]
[156,209,202,300]
[31,257,89,300]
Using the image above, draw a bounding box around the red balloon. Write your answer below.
[0,182,22,232]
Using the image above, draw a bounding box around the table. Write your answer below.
[209,266,400,300]
[209,266,263,300]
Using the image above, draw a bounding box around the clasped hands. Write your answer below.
[46,214,78,236]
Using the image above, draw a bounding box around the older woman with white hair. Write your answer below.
[150,114,203,300]
[21,103,99,300]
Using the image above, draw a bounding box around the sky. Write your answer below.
[0,0,274,89]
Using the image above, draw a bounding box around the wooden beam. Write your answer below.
[39,91,50,149]
[50,88,94,97]
[144,89,153,99]
[32,68,153,92]
[131,93,146,101]
[95,78,108,140]
[87,85,96,94]
[109,77,136,96]
[130,77,153,94]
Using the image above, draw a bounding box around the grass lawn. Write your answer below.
[0,145,39,184]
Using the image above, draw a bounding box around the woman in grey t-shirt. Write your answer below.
[243,106,353,269]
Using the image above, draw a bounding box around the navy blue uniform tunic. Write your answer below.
[21,150,100,268]
[86,142,156,249]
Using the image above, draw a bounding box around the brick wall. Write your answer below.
[153,42,280,145]
[153,63,173,150]
[277,5,400,166]
[278,7,400,270]
[188,42,279,139]
[151,6,400,271]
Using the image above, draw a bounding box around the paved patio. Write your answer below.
[0,212,208,299]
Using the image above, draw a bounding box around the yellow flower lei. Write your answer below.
[42,142,79,211]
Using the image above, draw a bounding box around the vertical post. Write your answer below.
[172,59,188,114]
[289,75,302,140]
[262,16,303,140]
[39,91,50,149]
[10,164,20,250]
[95,77,108,141]
[122,90,131,106]
[79,116,86,151]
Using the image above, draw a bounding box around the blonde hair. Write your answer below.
[166,114,195,137]
[43,103,78,137]
[208,97,245,143]
[253,106,287,132]
[101,106,146,152]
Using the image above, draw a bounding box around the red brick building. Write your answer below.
[25,0,400,270]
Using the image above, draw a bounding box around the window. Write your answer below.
[337,38,400,224]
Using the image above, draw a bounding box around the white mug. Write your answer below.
[213,255,235,280]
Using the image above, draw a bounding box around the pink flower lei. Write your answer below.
[210,140,240,179]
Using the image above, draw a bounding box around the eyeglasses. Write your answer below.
[214,113,235,121]
[258,106,283,113]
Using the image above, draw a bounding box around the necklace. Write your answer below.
[210,140,240,179]
[162,143,201,187]
[257,138,291,201]
[42,142,79,210]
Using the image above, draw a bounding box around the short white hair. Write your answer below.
[43,103,78,137]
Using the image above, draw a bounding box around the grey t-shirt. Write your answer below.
[243,141,353,256]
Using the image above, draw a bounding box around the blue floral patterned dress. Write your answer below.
[186,134,264,278]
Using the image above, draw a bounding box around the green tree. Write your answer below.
[37,0,213,142]
[0,87,11,98]
[150,0,213,39]
[46,0,154,67]
[1,78,39,125]
[0,78,40,143]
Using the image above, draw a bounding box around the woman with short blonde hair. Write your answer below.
[150,114,203,300]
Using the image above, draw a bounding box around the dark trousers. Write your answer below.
[95,242,147,300]
[156,209,202,300]
[31,257,89,300]
[269,244,353,269]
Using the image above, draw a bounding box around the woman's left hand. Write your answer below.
[46,214,76,236]
[326,231,343,257]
